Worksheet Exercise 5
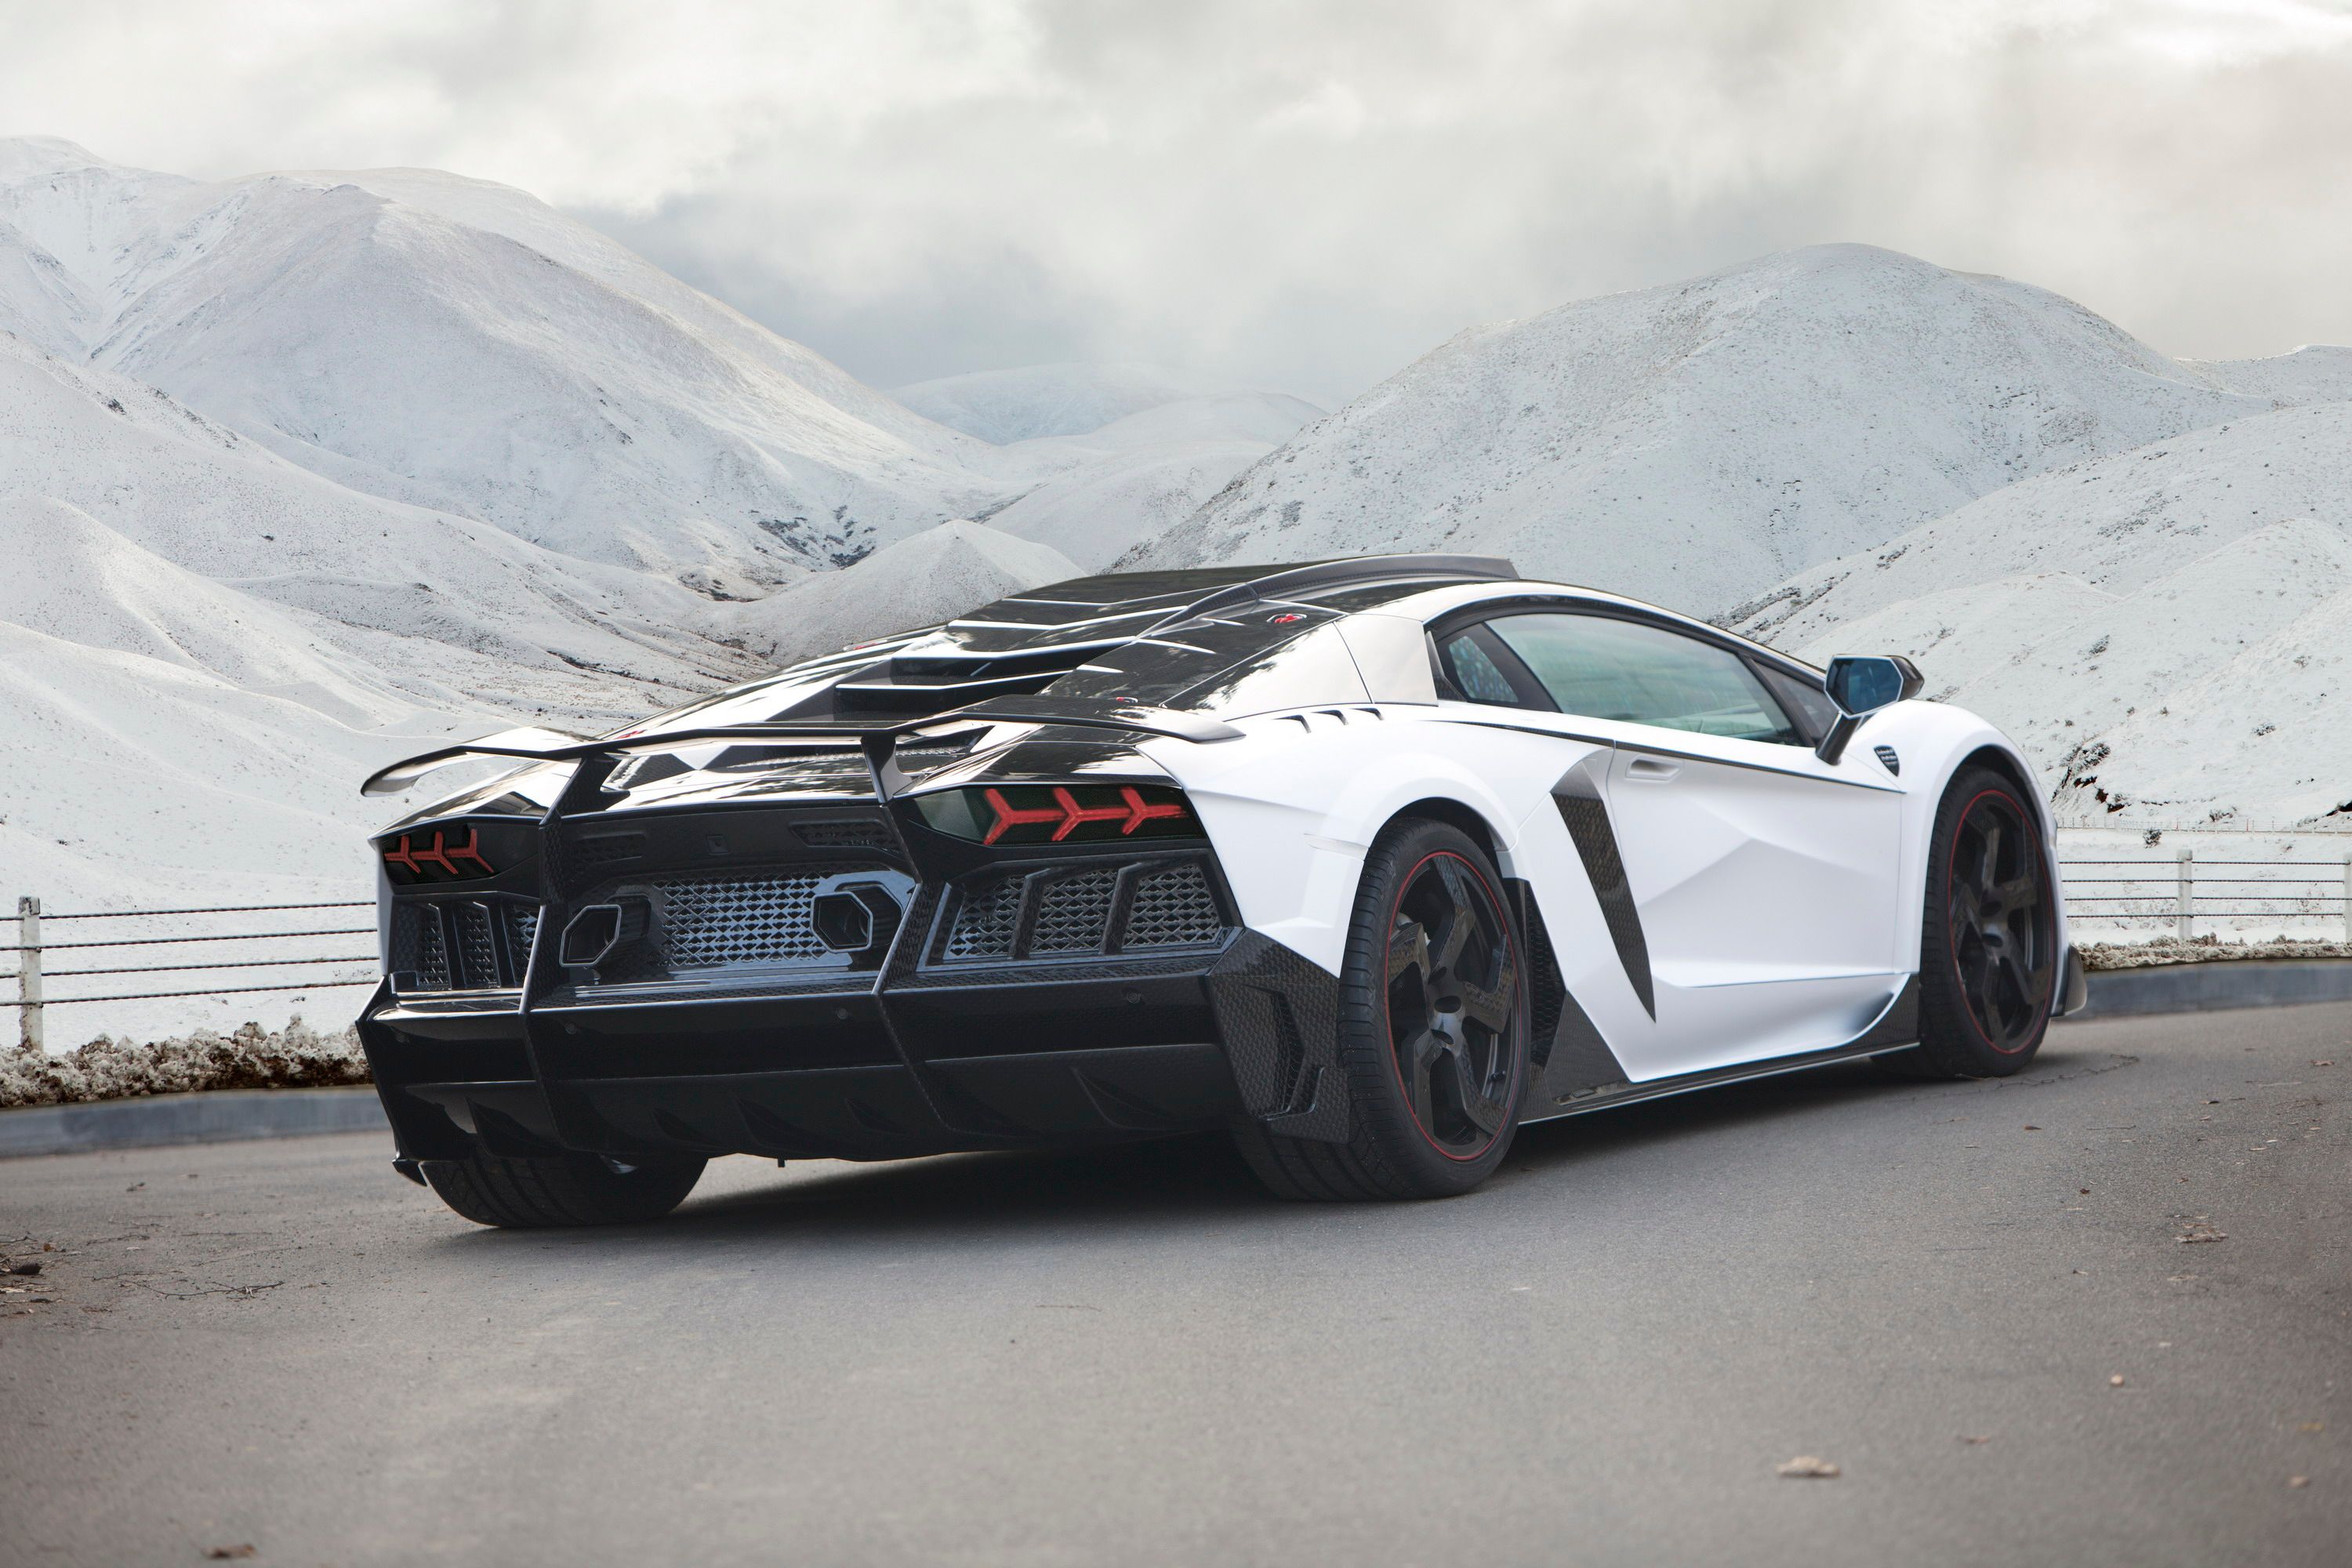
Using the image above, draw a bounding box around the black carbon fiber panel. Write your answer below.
[1205,933,1344,1138]
[886,947,1234,991]
[792,818,895,852]
[1510,880,1565,1069]
[1552,793,1657,1019]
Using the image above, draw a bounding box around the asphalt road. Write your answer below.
[4,1004,2347,1568]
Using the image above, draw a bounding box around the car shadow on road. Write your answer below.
[424,1043,2105,1252]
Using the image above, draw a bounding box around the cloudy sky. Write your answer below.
[10,0,2352,403]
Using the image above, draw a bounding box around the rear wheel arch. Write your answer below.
[1232,812,1532,1199]
[1387,796,1505,870]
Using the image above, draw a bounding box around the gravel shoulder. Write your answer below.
[3,1004,2347,1566]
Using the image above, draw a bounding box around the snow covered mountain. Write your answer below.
[0,329,750,720]
[720,521,1079,666]
[0,272,771,1040]
[1730,404,2352,829]
[889,362,1327,568]
[0,137,1009,592]
[1124,245,2296,616]
[895,362,1257,444]
[983,391,1328,568]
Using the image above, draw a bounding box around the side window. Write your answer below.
[1483,613,1802,745]
[1756,665,1838,744]
[1439,631,1521,706]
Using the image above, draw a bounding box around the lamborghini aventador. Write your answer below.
[357,554,2082,1224]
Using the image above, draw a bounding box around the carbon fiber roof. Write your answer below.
[781,555,1517,717]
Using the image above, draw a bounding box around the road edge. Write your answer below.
[0,1086,387,1160]
[4,958,2347,1156]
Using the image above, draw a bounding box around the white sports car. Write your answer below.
[359,554,2083,1224]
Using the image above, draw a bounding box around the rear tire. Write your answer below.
[1233,817,1530,1200]
[1912,765,2060,1078]
[420,1149,706,1229]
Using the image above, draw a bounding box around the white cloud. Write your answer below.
[8,0,2350,401]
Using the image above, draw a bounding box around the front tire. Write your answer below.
[1232,817,1530,1200]
[419,1149,706,1229]
[1911,766,2060,1077]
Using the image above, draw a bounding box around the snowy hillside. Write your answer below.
[895,362,1255,444]
[0,137,1010,591]
[721,521,1079,666]
[1729,405,2352,829]
[0,331,750,717]
[2194,346,2352,407]
[889,363,1327,568]
[0,318,770,1042]
[1124,245,2292,616]
[986,392,1327,568]
[0,140,1335,596]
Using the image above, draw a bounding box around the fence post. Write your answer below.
[2175,848,2194,942]
[2343,851,2350,946]
[16,895,41,1054]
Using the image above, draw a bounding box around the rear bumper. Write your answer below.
[359,931,1348,1163]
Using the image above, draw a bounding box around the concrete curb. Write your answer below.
[3,959,2347,1156]
[0,1087,387,1160]
[2078,957,2352,1018]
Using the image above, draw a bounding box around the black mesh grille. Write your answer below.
[455,904,497,988]
[390,898,543,991]
[935,857,1228,964]
[943,874,1022,960]
[506,905,540,967]
[652,875,830,967]
[1518,889,1565,1069]
[1029,869,1119,953]
[1123,862,1222,949]
[390,905,451,989]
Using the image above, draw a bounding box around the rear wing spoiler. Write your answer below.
[361,695,1245,800]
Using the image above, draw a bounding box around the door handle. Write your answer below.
[1625,757,1680,782]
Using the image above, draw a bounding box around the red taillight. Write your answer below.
[379,827,498,884]
[979,785,1186,844]
[913,783,1201,847]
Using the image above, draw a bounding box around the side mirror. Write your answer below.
[1816,655,1924,764]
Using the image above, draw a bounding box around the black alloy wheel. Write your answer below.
[1230,816,1530,1200]
[1912,766,2058,1077]
[1947,789,2056,1052]
[1385,851,1521,1156]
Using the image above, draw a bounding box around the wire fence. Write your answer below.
[8,846,2350,1048]
[6,895,376,1051]
[2057,849,2352,942]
